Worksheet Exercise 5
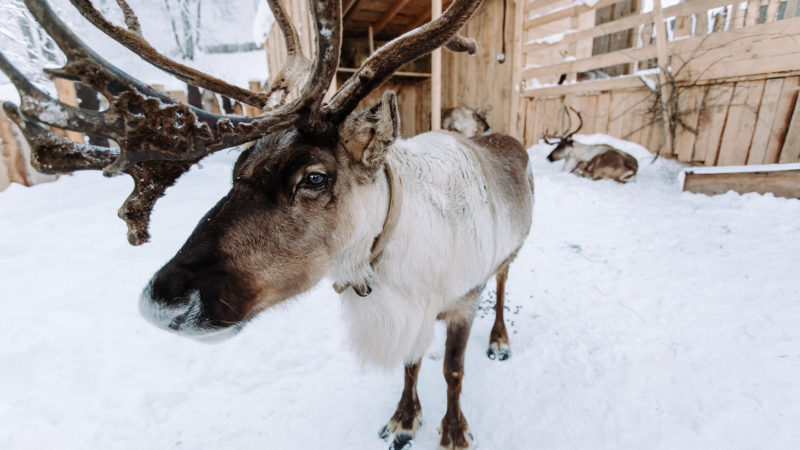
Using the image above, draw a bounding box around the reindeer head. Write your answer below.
[1,0,483,340]
[543,106,583,162]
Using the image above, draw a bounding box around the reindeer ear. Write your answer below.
[339,90,401,172]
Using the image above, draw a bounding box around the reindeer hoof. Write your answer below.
[487,342,511,361]
[389,433,414,450]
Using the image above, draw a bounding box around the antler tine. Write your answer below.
[3,101,190,245]
[322,0,484,123]
[262,0,312,110]
[541,129,561,145]
[566,105,583,137]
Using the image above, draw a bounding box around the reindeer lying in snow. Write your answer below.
[544,107,638,183]
[1,1,532,449]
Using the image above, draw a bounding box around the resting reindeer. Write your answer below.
[0,1,532,449]
[544,107,638,183]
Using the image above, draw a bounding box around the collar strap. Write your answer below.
[368,161,402,266]
[333,161,402,297]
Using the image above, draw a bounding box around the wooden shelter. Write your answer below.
[264,0,521,138]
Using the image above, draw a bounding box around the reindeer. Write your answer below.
[442,106,490,137]
[544,107,638,183]
[0,1,533,448]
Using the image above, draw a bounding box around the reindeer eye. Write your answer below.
[303,172,327,188]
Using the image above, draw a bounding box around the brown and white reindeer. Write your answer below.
[544,107,638,183]
[0,1,533,449]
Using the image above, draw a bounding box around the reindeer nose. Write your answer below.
[139,266,201,331]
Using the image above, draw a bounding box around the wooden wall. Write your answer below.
[442,0,519,136]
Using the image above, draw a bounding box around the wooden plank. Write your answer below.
[747,78,784,164]
[786,0,799,19]
[675,85,703,161]
[167,89,188,103]
[671,17,800,82]
[607,89,627,138]
[523,72,655,97]
[745,0,762,26]
[510,0,527,140]
[717,80,765,165]
[696,6,709,34]
[779,92,800,162]
[524,0,618,28]
[652,0,674,156]
[524,0,741,53]
[695,83,734,165]
[523,44,657,79]
[765,76,800,163]
[431,0,442,131]
[374,0,413,34]
[765,0,781,23]
[593,92,612,133]
[0,107,28,186]
[53,78,84,144]
[683,168,800,198]
[246,81,262,116]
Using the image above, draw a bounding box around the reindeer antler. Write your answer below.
[541,105,584,144]
[0,0,482,244]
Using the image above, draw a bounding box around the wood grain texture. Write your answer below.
[684,169,800,198]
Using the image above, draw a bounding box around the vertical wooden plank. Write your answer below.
[593,92,612,134]
[607,90,626,138]
[675,85,703,162]
[730,2,745,29]
[246,81,262,116]
[523,98,539,146]
[167,89,188,103]
[431,0,442,131]
[0,108,29,186]
[779,93,800,163]
[510,0,527,140]
[765,0,781,23]
[53,78,84,144]
[765,76,800,163]
[695,83,735,165]
[696,8,709,35]
[745,0,762,25]
[652,0,674,156]
[626,89,650,146]
[785,0,799,19]
[747,78,784,164]
[717,80,765,165]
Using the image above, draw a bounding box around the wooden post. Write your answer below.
[368,26,375,54]
[53,78,84,144]
[431,0,442,131]
[510,0,526,140]
[246,81,262,116]
[167,89,188,103]
[652,0,674,156]
[0,107,29,186]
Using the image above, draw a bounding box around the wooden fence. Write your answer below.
[518,0,800,166]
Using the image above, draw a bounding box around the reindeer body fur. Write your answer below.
[330,131,533,367]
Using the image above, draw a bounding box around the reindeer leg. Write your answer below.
[487,263,511,361]
[439,317,474,450]
[380,360,423,449]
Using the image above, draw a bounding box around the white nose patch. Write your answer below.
[138,281,200,332]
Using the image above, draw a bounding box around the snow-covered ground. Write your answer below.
[1,136,800,450]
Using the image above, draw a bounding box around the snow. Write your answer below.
[2,136,800,450]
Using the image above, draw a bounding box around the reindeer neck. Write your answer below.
[330,158,398,296]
